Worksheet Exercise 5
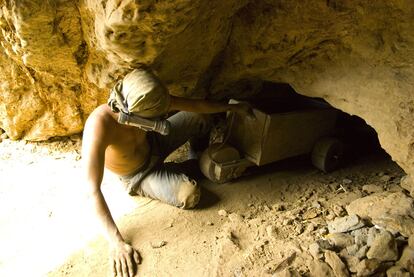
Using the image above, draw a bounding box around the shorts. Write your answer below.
[119,111,211,209]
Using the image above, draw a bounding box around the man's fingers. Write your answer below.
[111,259,117,277]
[115,259,122,277]
[126,256,134,277]
[133,251,141,264]
[121,256,129,277]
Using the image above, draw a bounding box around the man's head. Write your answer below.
[108,68,171,118]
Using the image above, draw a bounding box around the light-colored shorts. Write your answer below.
[119,112,211,209]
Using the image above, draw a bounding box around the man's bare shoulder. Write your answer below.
[83,104,118,141]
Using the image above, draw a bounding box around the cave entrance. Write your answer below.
[201,82,389,184]
[254,81,386,161]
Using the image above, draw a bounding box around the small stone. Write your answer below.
[317,239,335,250]
[303,207,320,220]
[151,240,167,248]
[294,224,304,235]
[343,178,353,184]
[397,245,414,273]
[381,175,392,182]
[367,230,399,262]
[305,223,316,233]
[356,259,381,276]
[324,250,350,277]
[326,211,336,221]
[346,244,359,256]
[362,184,384,194]
[328,214,365,234]
[273,268,301,277]
[341,254,360,273]
[386,266,411,277]
[309,242,323,260]
[355,245,369,260]
[206,221,214,226]
[318,226,329,235]
[367,227,382,246]
[332,204,346,217]
[400,176,414,197]
[309,260,335,277]
[327,233,355,249]
[312,201,322,209]
[272,203,285,211]
[282,218,293,226]
[228,213,242,222]
[352,227,370,246]
[329,182,340,191]
[266,225,277,238]
[218,209,228,217]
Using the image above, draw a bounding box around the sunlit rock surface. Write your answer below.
[0,0,413,192]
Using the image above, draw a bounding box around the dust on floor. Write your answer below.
[0,138,411,277]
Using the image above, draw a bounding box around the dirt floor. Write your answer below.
[0,136,407,277]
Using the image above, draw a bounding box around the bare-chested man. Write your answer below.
[82,68,251,277]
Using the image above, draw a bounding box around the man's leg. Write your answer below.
[135,162,201,209]
[135,112,211,208]
[154,111,211,158]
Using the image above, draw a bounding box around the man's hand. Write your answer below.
[231,102,256,120]
[111,241,141,277]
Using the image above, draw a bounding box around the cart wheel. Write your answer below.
[199,143,245,183]
[311,137,344,173]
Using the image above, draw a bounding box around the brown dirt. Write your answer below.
[0,137,405,277]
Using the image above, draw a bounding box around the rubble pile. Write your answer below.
[309,191,414,277]
[212,181,414,276]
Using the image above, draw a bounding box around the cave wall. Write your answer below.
[0,0,413,192]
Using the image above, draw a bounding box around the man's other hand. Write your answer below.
[231,102,256,120]
[111,241,141,277]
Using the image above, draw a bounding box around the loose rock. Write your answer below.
[362,184,384,194]
[324,250,350,277]
[367,230,398,262]
[373,215,414,237]
[151,240,167,249]
[218,209,228,217]
[346,192,414,221]
[356,259,381,276]
[273,268,301,277]
[386,266,411,277]
[309,260,335,277]
[367,227,382,246]
[228,213,242,222]
[340,253,360,273]
[328,215,365,234]
[327,233,355,249]
[380,175,392,182]
[397,245,414,273]
[352,227,370,246]
[355,245,369,260]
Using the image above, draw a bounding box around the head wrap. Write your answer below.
[108,68,171,118]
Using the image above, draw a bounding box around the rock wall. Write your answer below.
[0,0,413,192]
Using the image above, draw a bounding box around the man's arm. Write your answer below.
[82,112,139,277]
[169,96,253,117]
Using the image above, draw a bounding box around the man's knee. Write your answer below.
[177,178,201,209]
[190,113,212,137]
